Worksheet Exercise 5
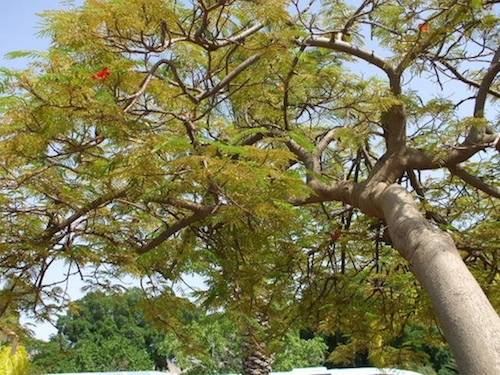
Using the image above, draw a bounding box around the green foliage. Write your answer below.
[3,50,39,60]
[273,333,328,371]
[158,313,243,375]
[30,290,165,372]
[30,338,154,374]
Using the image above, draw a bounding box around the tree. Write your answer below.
[29,289,166,373]
[273,333,328,372]
[0,0,498,373]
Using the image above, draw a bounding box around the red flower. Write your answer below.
[418,22,430,33]
[92,67,111,80]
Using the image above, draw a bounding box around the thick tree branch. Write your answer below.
[439,59,500,99]
[212,23,264,48]
[315,128,338,156]
[473,46,500,117]
[303,37,405,155]
[449,165,500,199]
[284,138,317,172]
[407,169,426,199]
[407,48,500,170]
[304,37,397,86]
[124,59,196,113]
[137,202,220,255]
[196,53,263,101]
[405,142,493,170]
[289,180,355,207]
[41,188,127,242]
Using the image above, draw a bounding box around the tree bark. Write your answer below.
[376,183,500,374]
[242,336,272,375]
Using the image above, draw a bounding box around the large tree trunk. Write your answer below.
[242,335,272,375]
[377,184,500,374]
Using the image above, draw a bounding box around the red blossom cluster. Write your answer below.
[92,67,111,80]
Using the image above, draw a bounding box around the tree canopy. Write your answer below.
[0,0,498,373]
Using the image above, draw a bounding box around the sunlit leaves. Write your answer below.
[0,345,30,375]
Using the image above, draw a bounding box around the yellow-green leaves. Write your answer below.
[470,0,483,10]
[0,345,30,375]
[3,50,40,60]
[239,0,289,25]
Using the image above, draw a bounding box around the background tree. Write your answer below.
[29,289,166,373]
[0,0,498,373]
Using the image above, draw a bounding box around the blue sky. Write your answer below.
[0,1,61,68]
